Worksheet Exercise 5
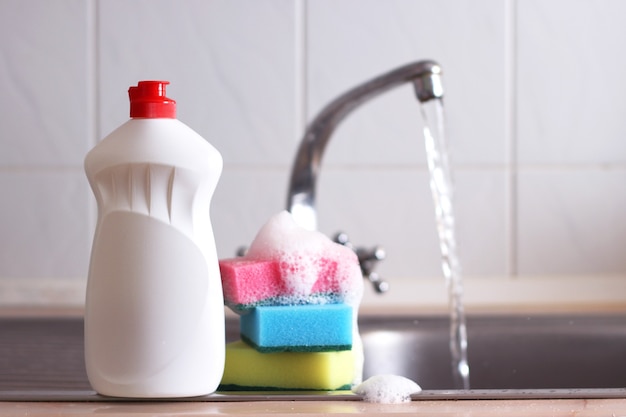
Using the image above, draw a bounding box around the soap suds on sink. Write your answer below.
[352,375,421,404]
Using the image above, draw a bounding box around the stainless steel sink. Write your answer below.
[0,313,625,401]
[360,314,626,391]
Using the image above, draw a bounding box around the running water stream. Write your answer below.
[420,98,470,390]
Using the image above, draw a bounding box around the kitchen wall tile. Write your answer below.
[98,0,300,167]
[0,171,91,279]
[517,169,626,275]
[455,169,509,277]
[306,0,507,167]
[212,169,290,259]
[316,168,441,279]
[305,0,509,282]
[0,0,91,167]
[517,0,626,165]
[316,168,508,279]
[3,0,626,308]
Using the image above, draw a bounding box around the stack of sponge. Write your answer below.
[218,211,364,391]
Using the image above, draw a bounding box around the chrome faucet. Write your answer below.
[285,60,444,293]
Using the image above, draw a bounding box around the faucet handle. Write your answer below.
[236,246,248,257]
[333,232,389,294]
[333,232,353,249]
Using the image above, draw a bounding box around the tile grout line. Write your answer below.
[85,0,100,252]
[85,0,99,150]
[295,0,308,143]
[505,0,518,278]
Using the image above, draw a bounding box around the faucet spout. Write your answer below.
[286,60,444,231]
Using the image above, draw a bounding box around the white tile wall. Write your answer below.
[1,0,625,308]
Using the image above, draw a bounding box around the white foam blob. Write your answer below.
[352,375,422,404]
[246,210,363,305]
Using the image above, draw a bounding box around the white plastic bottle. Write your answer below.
[84,81,225,398]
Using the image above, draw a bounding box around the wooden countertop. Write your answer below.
[2,398,626,416]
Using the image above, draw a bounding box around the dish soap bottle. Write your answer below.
[84,81,225,398]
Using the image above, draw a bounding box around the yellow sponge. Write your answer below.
[220,340,354,391]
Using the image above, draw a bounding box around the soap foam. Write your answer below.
[352,375,422,404]
[246,211,364,306]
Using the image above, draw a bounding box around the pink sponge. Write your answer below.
[219,256,345,312]
[310,257,343,294]
[219,258,284,309]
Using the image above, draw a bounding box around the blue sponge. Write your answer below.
[240,304,353,352]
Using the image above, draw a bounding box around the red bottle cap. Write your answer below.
[128,81,176,118]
